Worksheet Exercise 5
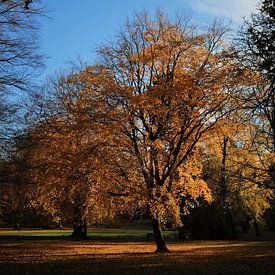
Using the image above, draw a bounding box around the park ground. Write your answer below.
[0,229,275,274]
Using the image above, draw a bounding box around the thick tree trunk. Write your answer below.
[151,217,169,253]
[72,224,85,238]
[71,206,87,240]
[71,222,87,239]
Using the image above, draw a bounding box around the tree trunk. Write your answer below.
[178,226,186,240]
[72,224,85,238]
[220,136,229,209]
[220,136,238,239]
[83,219,87,240]
[225,212,237,239]
[254,221,260,237]
[178,199,187,240]
[151,217,169,253]
[241,217,250,233]
[71,206,87,240]
[72,222,87,239]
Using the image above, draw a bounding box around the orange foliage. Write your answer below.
[26,13,257,235]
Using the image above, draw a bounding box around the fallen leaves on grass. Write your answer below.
[0,240,275,274]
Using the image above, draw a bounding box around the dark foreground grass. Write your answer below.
[0,238,275,275]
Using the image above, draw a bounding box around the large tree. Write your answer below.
[74,12,251,252]
[24,12,254,252]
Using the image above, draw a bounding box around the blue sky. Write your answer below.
[38,0,260,81]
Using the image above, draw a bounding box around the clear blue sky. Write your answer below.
[38,0,259,81]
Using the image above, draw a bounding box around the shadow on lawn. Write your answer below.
[0,240,275,275]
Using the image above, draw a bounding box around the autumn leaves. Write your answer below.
[23,11,274,251]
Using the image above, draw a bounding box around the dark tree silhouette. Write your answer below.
[239,0,275,152]
[0,0,44,157]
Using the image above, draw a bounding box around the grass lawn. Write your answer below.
[0,230,275,274]
[0,228,178,239]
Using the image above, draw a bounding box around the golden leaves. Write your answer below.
[202,120,274,222]
[24,12,267,230]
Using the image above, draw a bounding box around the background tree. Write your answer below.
[0,0,44,217]
[238,0,275,153]
[0,158,24,228]
[238,0,275,229]
[0,133,55,229]
[25,73,128,239]
[202,119,273,238]
[0,0,43,94]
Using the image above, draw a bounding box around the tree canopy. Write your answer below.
[22,12,269,252]
[1,2,274,253]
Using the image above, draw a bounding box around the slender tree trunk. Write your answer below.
[241,217,250,233]
[178,226,186,240]
[83,219,87,240]
[254,221,260,237]
[13,223,20,230]
[220,136,228,210]
[151,217,169,253]
[220,136,237,239]
[178,198,187,240]
[271,95,275,154]
[225,212,237,239]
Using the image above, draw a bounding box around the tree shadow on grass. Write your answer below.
[1,240,275,275]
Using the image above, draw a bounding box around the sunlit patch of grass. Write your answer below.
[0,228,178,239]
[0,230,72,237]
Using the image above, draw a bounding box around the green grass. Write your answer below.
[0,228,178,238]
[0,229,72,237]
